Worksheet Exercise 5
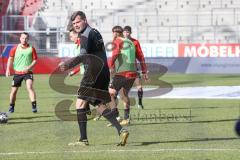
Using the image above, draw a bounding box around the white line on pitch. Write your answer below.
[1,149,240,156]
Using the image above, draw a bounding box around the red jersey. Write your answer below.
[109,37,147,79]
[129,37,147,74]
[9,44,37,74]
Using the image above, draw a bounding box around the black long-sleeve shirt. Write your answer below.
[65,25,110,84]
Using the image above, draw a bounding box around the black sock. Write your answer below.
[111,107,119,117]
[85,103,91,115]
[32,101,37,108]
[124,108,130,120]
[77,108,88,140]
[9,103,15,108]
[102,108,122,135]
[137,88,143,105]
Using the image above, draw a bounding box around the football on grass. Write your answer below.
[0,112,8,124]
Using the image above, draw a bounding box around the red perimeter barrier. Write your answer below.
[0,57,62,74]
[33,57,62,74]
[0,57,112,74]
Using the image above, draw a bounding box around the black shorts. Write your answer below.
[12,72,34,87]
[110,75,135,92]
[77,71,111,106]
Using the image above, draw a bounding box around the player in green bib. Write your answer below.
[123,26,148,109]
[108,26,138,126]
[114,38,136,73]
[5,32,38,113]
[68,29,85,76]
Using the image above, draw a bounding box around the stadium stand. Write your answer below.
[1,0,240,52]
[1,0,240,74]
[198,0,221,10]
[20,0,43,25]
[0,0,10,59]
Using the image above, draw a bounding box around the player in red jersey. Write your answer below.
[108,26,148,126]
[5,32,38,113]
[123,26,148,109]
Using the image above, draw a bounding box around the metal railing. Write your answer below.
[1,11,240,56]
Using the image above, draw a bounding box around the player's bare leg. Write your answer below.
[119,88,131,126]
[8,87,18,113]
[26,79,37,113]
[106,88,121,126]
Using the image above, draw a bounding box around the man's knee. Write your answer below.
[76,99,88,109]
[10,88,18,95]
[27,86,34,92]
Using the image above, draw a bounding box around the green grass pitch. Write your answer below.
[0,73,240,160]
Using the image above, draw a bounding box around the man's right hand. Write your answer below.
[68,71,74,77]
[58,62,66,71]
[108,87,117,96]
[5,69,10,77]
[142,73,149,82]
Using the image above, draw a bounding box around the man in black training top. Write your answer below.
[59,11,129,146]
